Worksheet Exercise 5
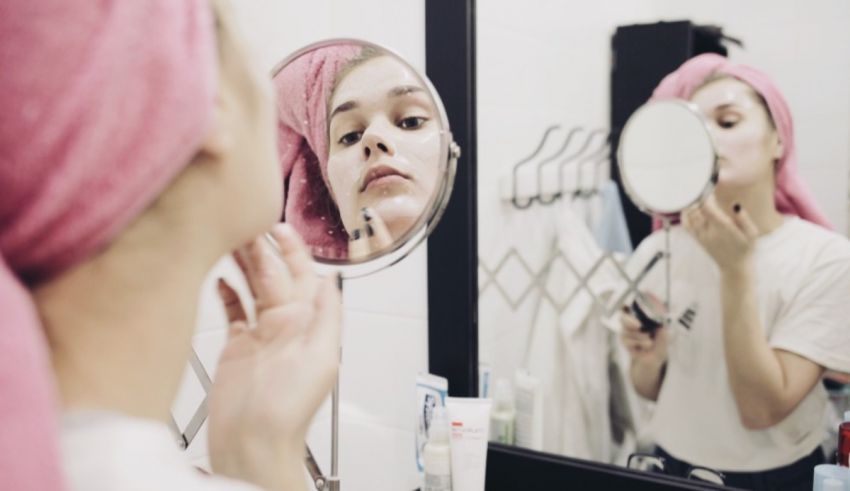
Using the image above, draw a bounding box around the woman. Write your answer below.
[276,46,441,260]
[0,1,340,490]
[620,54,850,490]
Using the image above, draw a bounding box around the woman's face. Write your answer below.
[211,0,282,240]
[690,77,783,190]
[326,55,441,240]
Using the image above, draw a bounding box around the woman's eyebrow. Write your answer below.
[712,103,740,112]
[330,100,358,121]
[388,85,424,97]
[331,85,426,121]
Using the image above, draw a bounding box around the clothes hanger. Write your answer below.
[551,128,608,204]
[511,124,561,209]
[534,126,583,205]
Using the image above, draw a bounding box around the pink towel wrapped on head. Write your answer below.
[274,44,363,260]
[649,53,832,230]
[0,0,217,488]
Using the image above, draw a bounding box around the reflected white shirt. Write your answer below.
[625,217,850,471]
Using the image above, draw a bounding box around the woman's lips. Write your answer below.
[360,164,411,192]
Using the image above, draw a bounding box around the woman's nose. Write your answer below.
[362,130,395,160]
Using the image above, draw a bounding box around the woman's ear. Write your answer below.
[771,131,784,162]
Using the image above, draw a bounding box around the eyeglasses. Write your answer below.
[627,453,726,485]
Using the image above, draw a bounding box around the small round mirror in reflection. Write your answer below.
[617,100,718,217]
[272,40,457,275]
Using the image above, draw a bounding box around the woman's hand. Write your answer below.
[620,294,669,401]
[348,207,393,259]
[620,300,669,367]
[681,195,759,274]
[208,223,341,491]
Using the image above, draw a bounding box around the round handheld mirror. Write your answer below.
[617,100,718,218]
[272,39,459,278]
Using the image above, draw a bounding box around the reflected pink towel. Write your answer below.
[0,0,217,488]
[274,44,362,260]
[650,53,832,230]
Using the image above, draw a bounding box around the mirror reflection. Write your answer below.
[477,5,850,490]
[273,42,448,263]
[618,100,717,217]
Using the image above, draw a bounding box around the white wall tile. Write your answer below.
[308,403,422,491]
[338,310,428,431]
[342,244,428,319]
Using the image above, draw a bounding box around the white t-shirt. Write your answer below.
[625,216,850,471]
[61,411,262,491]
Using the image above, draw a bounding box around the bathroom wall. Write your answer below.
[477,0,850,378]
[171,2,429,490]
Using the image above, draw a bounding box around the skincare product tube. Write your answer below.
[446,397,492,491]
[416,373,449,474]
[513,369,543,451]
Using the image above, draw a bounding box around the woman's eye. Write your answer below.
[717,116,739,129]
[398,116,427,130]
[339,131,362,146]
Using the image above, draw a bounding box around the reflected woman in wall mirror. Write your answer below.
[619,54,850,490]
[275,45,443,261]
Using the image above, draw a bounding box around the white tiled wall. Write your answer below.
[478,0,850,369]
[172,2,428,490]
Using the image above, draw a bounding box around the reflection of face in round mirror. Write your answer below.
[618,100,717,217]
[273,40,457,275]
[326,53,441,244]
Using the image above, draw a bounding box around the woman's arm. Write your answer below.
[720,266,823,429]
[683,197,824,429]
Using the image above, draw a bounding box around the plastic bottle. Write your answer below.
[424,405,452,491]
[489,378,516,445]
[838,411,850,467]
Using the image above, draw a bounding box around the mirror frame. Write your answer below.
[617,99,719,218]
[271,38,460,278]
[425,1,736,489]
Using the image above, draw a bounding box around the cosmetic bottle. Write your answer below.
[489,378,515,445]
[424,405,452,491]
[513,369,543,450]
[838,411,850,467]
[813,464,850,490]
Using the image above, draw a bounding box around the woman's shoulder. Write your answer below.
[777,217,850,265]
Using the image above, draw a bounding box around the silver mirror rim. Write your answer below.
[616,99,719,219]
[272,38,459,278]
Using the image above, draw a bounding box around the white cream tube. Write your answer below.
[445,397,492,491]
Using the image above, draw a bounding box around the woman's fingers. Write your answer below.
[218,278,248,324]
[269,224,314,285]
[253,303,311,347]
[305,275,342,360]
[620,311,643,332]
[348,208,393,259]
[232,249,259,300]
[348,229,369,258]
[363,208,393,252]
[236,235,293,310]
[731,203,760,240]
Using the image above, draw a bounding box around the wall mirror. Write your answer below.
[428,1,850,490]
